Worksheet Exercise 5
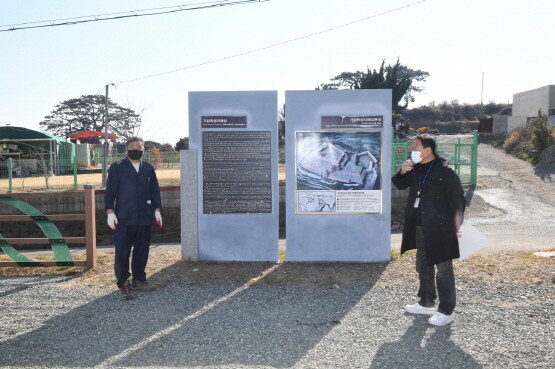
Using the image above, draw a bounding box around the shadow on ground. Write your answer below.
[0,262,387,367]
[533,163,554,182]
[369,316,482,369]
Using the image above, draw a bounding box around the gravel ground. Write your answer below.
[0,252,553,369]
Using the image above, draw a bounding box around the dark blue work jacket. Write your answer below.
[104,158,162,226]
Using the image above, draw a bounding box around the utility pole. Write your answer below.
[102,84,109,187]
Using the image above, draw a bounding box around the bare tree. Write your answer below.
[27,149,53,189]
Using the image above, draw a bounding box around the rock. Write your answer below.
[538,144,555,166]
[533,251,555,258]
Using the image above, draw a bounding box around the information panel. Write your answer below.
[285,89,391,262]
[295,131,382,214]
[201,116,247,128]
[202,131,272,214]
[321,115,383,129]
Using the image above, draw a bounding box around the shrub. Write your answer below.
[490,112,554,165]
[531,111,554,153]
[502,125,538,163]
[503,125,532,153]
[479,134,506,148]
[512,149,536,163]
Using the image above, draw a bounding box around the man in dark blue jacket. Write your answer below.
[105,137,162,300]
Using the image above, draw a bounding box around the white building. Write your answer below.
[493,85,555,134]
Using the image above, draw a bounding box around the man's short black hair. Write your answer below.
[126,136,144,146]
[415,135,436,155]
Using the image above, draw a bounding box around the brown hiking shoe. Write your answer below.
[132,280,157,292]
[119,282,133,300]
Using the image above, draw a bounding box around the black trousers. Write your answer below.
[415,226,456,315]
[114,225,152,288]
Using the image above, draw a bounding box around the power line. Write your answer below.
[0,0,269,32]
[116,0,427,85]
[1,0,239,27]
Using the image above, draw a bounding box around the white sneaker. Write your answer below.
[428,312,455,326]
[404,303,437,315]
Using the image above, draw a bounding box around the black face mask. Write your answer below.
[127,149,143,160]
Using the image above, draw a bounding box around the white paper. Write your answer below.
[458,224,490,260]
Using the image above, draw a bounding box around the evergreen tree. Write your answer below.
[175,137,189,151]
[317,58,429,113]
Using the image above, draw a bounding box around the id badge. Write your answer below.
[413,198,420,208]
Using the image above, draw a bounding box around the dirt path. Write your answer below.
[465,143,555,251]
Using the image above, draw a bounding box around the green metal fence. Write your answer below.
[392,137,410,176]
[391,130,478,185]
[2,134,478,193]
[0,151,181,193]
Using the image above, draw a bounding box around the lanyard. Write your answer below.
[417,162,434,196]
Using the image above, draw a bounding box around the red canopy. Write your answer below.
[68,131,119,140]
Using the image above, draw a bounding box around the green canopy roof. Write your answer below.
[0,126,69,144]
[0,126,75,164]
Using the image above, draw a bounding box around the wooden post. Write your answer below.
[84,184,97,269]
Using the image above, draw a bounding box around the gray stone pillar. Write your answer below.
[180,150,198,261]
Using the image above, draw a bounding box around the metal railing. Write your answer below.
[0,151,181,193]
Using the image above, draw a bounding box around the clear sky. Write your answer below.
[1,0,553,144]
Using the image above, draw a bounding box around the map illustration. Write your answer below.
[297,191,336,213]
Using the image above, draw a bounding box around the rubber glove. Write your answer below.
[107,212,118,230]
[155,210,163,228]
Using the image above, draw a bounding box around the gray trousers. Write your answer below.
[415,226,456,315]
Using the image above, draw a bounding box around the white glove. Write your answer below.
[107,212,118,230]
[155,210,163,228]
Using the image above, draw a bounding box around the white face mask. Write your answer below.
[411,151,422,164]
